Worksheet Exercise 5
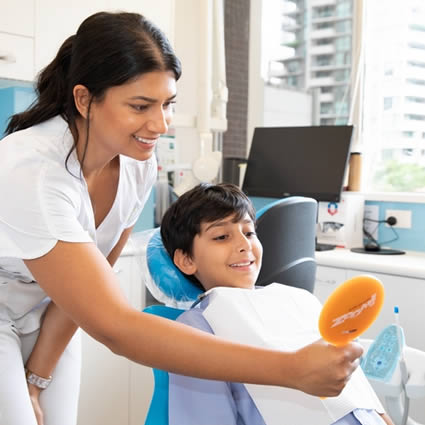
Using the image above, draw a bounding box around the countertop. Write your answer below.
[315,248,425,280]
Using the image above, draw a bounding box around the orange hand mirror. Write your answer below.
[319,275,385,347]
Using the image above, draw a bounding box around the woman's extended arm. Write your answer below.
[24,240,363,398]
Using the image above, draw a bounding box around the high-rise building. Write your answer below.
[362,0,425,190]
[268,0,353,125]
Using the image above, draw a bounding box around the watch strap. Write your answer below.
[25,368,52,390]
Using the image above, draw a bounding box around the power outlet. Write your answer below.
[385,209,412,229]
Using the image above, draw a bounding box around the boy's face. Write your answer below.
[174,213,263,292]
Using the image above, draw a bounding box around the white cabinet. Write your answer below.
[78,254,154,425]
[314,265,425,352]
[314,264,425,423]
[0,32,34,81]
[1,1,175,81]
[34,0,175,78]
[0,0,35,36]
[0,0,35,81]
[34,0,108,76]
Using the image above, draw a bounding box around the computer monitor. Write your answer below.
[242,125,354,203]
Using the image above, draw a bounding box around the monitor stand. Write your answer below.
[315,242,336,251]
[350,247,405,255]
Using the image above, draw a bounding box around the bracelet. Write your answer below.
[25,368,52,390]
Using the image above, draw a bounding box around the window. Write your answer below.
[384,97,393,110]
[405,114,425,122]
[313,6,334,19]
[316,22,333,29]
[316,71,332,78]
[361,0,425,194]
[335,51,351,66]
[335,36,351,50]
[334,69,349,82]
[336,0,351,18]
[335,20,351,33]
[320,102,333,114]
[315,55,333,66]
[408,60,425,68]
[316,38,332,45]
[406,78,425,86]
[406,96,425,103]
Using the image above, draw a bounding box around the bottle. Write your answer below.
[348,152,362,191]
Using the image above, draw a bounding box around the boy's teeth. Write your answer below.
[231,262,251,267]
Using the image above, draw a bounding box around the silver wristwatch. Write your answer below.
[25,368,52,390]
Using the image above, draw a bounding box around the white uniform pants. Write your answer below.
[0,321,81,425]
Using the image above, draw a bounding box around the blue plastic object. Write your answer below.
[143,305,185,425]
[361,324,405,382]
[146,229,203,302]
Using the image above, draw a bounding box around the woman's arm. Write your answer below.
[25,302,79,425]
[379,413,395,425]
[24,240,363,397]
[25,228,133,378]
[24,228,134,424]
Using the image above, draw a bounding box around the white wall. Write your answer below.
[172,0,202,168]
[247,0,265,153]
[247,0,312,153]
[263,86,312,127]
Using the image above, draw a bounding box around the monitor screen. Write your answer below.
[242,125,354,202]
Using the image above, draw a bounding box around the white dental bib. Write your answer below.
[202,283,383,425]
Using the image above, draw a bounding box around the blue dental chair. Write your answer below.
[143,305,185,425]
[141,196,318,425]
[142,229,201,425]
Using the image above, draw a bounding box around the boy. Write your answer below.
[160,183,394,425]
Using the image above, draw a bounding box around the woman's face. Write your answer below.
[87,70,177,162]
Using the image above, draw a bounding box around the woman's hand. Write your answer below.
[27,383,44,425]
[291,339,363,397]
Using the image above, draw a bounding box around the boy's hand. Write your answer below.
[28,384,44,425]
[291,339,363,397]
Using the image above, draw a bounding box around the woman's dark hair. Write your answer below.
[160,183,256,289]
[5,11,181,173]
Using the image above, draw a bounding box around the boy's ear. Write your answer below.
[173,249,197,276]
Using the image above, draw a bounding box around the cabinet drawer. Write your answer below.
[0,0,35,37]
[315,265,346,286]
[0,32,34,81]
[314,266,347,303]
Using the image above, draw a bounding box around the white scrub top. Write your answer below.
[0,115,157,332]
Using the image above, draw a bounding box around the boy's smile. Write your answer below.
[175,213,263,292]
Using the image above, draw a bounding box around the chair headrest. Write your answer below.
[130,228,203,308]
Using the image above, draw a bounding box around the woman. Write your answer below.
[0,11,363,425]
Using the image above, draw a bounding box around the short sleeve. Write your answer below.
[0,153,92,260]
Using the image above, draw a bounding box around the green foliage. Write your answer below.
[373,160,425,192]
